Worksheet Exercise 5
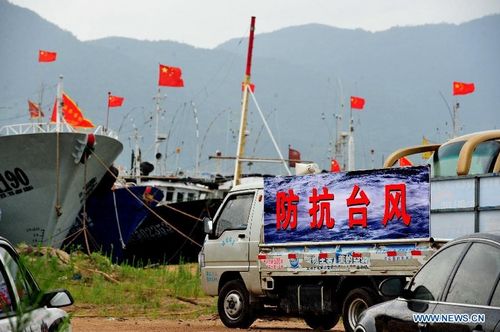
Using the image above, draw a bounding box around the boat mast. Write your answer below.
[131,127,142,182]
[334,77,348,170]
[154,89,166,175]
[233,16,256,186]
[452,101,460,138]
[347,106,355,171]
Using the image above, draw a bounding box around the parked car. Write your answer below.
[356,232,500,332]
[0,236,73,331]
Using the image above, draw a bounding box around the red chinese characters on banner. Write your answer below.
[382,183,411,226]
[275,182,412,231]
[309,187,335,229]
[346,184,371,228]
[276,189,299,230]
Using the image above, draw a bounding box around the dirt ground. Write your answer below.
[72,316,346,331]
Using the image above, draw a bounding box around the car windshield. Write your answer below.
[431,140,500,177]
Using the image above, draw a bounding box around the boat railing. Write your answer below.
[0,122,118,139]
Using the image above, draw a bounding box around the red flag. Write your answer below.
[288,146,301,167]
[399,156,413,167]
[158,64,184,87]
[28,100,44,118]
[453,81,475,95]
[350,96,365,109]
[108,94,124,108]
[38,50,57,62]
[51,93,94,128]
[330,159,341,172]
[241,82,255,93]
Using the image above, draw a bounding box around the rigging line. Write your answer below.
[251,108,276,157]
[438,91,454,124]
[164,102,186,164]
[147,196,203,223]
[188,36,246,104]
[89,149,203,247]
[5,83,58,107]
[248,88,292,175]
[112,190,127,249]
[55,127,62,220]
[198,108,229,169]
[82,152,91,255]
[191,53,240,109]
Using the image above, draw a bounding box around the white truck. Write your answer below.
[199,130,500,332]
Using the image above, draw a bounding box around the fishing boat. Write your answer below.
[65,93,224,263]
[0,84,123,248]
[0,124,122,248]
[65,181,164,260]
[123,194,222,264]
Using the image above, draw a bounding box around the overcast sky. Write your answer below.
[8,0,500,48]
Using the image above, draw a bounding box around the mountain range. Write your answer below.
[1,0,499,175]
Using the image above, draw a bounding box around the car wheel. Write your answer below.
[342,287,377,332]
[218,279,256,328]
[304,312,340,330]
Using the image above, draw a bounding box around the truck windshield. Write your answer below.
[432,140,500,177]
[215,193,254,237]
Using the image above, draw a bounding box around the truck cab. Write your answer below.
[199,180,264,327]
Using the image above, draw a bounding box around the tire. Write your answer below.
[342,287,377,332]
[304,312,340,330]
[218,279,256,328]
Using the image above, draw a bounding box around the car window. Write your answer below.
[216,193,254,237]
[490,280,500,307]
[0,269,14,315]
[446,242,500,305]
[0,246,38,307]
[409,243,467,301]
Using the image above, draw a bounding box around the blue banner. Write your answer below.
[263,166,430,244]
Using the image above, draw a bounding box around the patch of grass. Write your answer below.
[19,247,217,319]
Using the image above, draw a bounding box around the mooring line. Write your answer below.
[90,149,203,248]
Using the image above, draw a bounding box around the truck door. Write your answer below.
[204,191,256,272]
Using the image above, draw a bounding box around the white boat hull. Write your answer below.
[0,131,122,248]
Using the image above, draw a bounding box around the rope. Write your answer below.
[149,198,203,223]
[89,149,203,248]
[55,129,62,218]
[82,158,91,255]
[112,190,127,249]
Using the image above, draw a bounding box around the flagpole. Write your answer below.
[106,91,111,132]
[233,16,256,186]
[38,82,44,124]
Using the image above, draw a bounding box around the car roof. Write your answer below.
[450,232,500,245]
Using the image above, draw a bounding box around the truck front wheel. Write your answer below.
[342,287,377,332]
[218,280,256,328]
[304,312,340,330]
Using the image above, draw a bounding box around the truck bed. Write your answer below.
[258,239,443,277]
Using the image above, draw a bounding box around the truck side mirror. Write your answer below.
[203,216,214,235]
